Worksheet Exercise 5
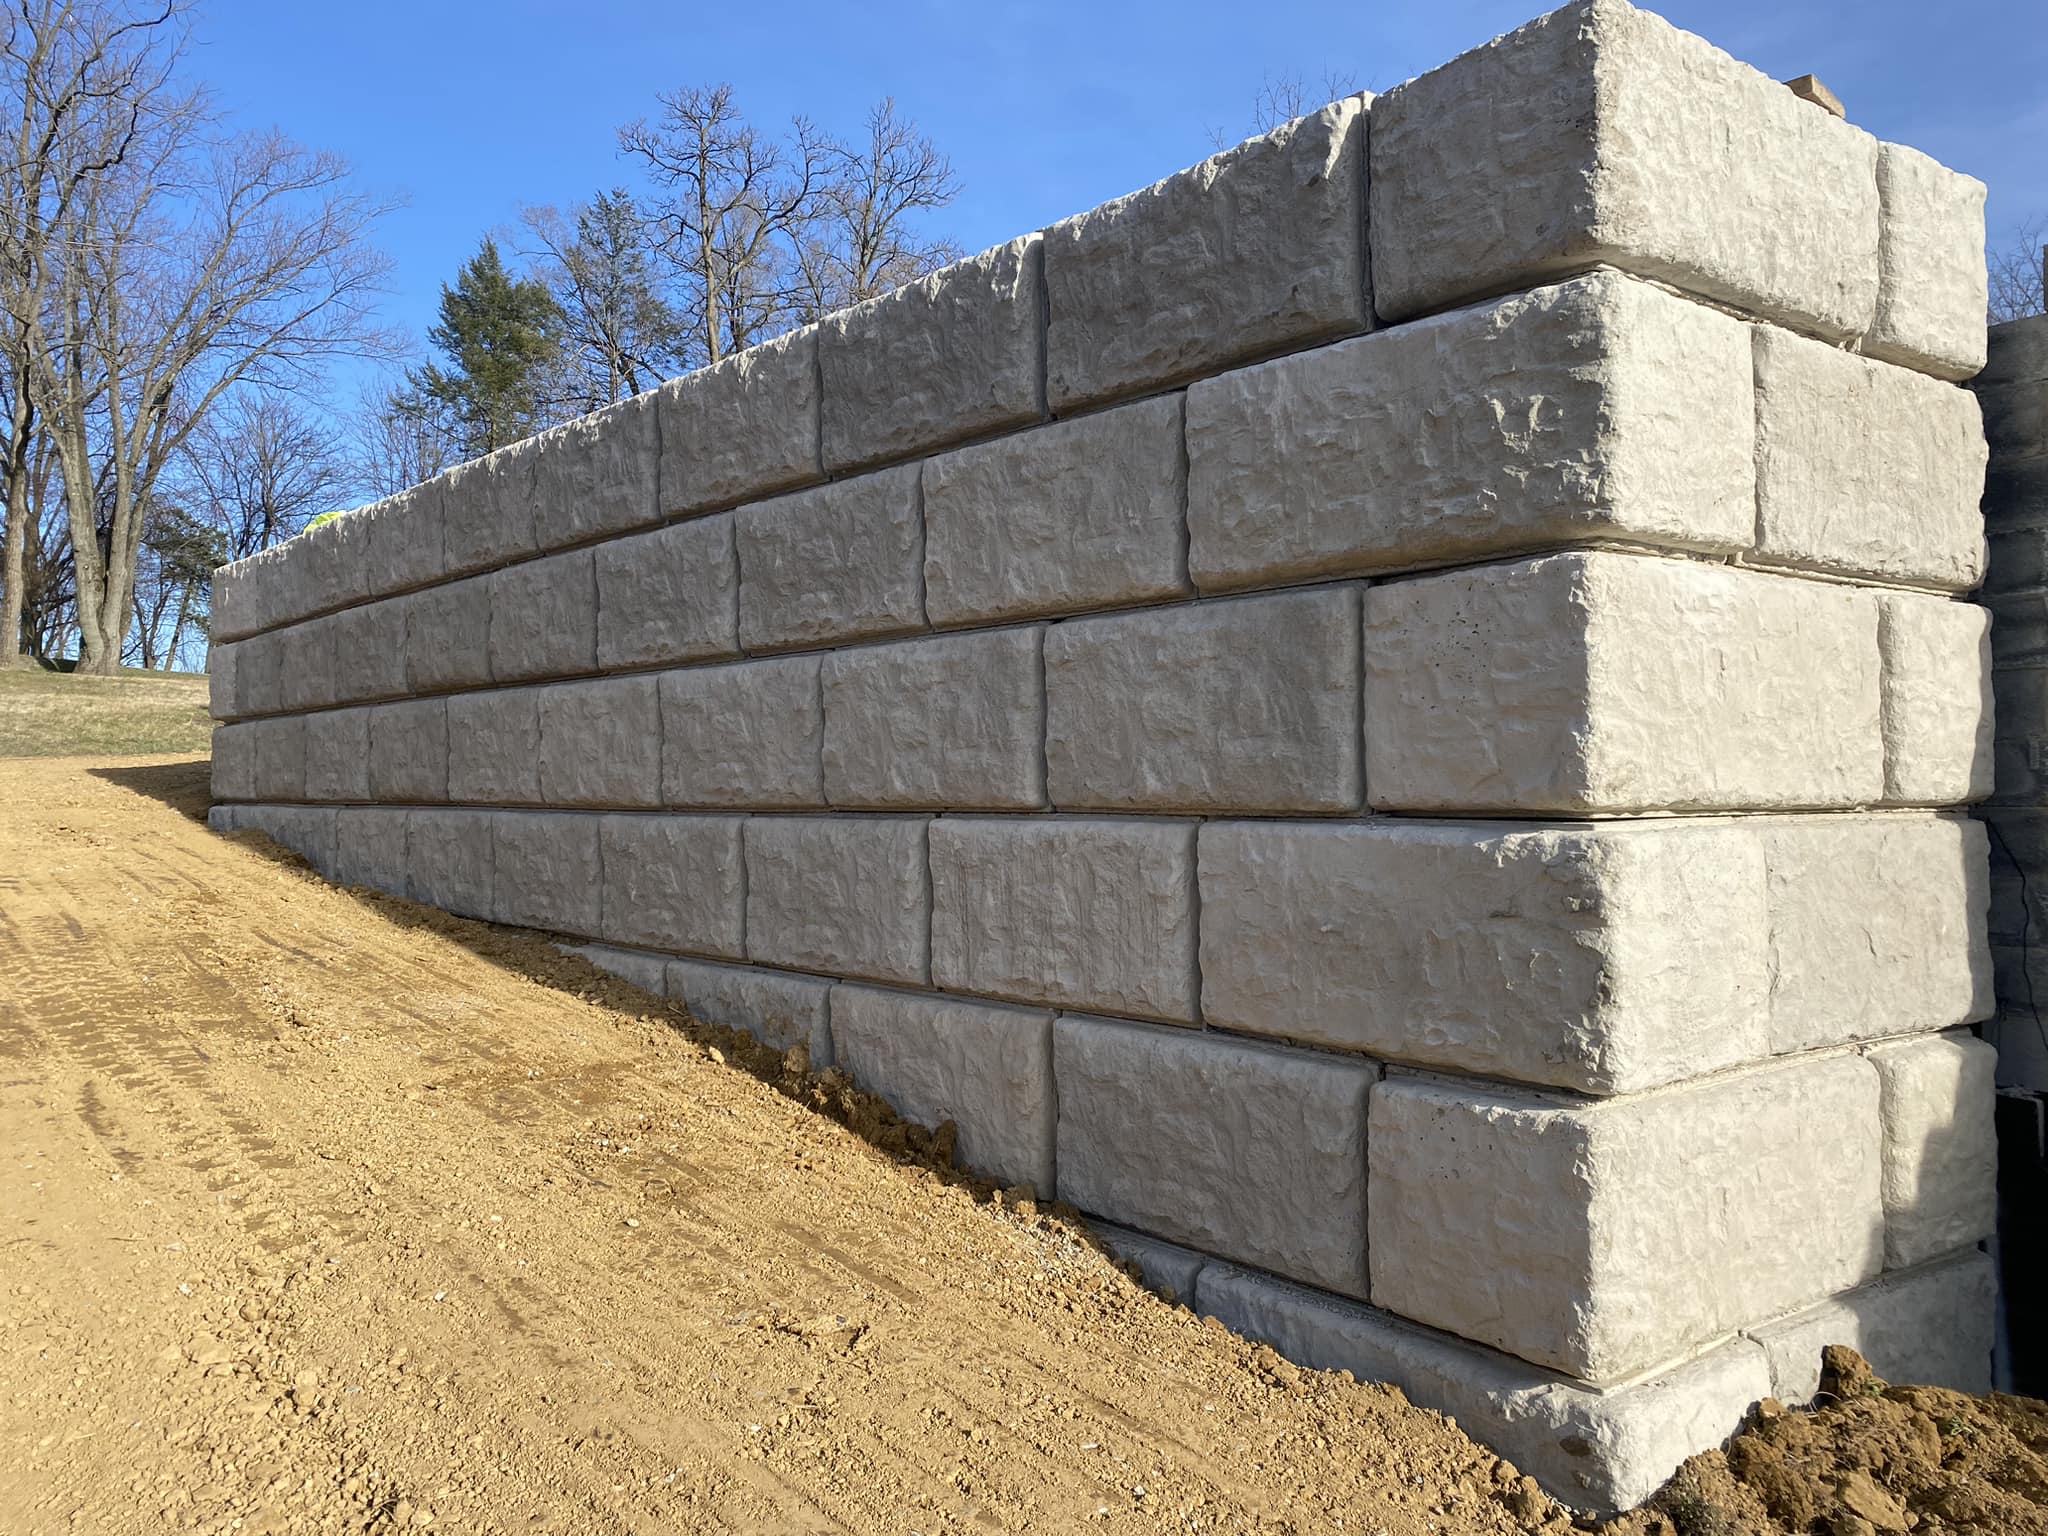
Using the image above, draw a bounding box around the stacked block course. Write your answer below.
[207,0,1999,1508]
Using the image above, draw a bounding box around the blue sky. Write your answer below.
[192,0,2048,361]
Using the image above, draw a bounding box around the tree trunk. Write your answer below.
[0,389,33,669]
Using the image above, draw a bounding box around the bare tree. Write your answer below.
[1991,215,2046,323]
[517,189,681,410]
[351,373,456,501]
[177,390,352,561]
[790,98,959,318]
[1210,69,1364,150]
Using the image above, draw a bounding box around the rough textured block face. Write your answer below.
[821,628,1045,810]
[303,709,371,803]
[658,655,823,808]
[1369,1057,1884,1383]
[743,816,930,985]
[1194,1265,1774,1513]
[667,959,833,1066]
[656,326,821,516]
[252,716,308,802]
[1867,1033,1998,1269]
[830,985,1055,1191]
[1760,814,1991,1055]
[333,807,409,896]
[288,515,358,621]
[1054,1016,1375,1297]
[492,812,601,934]
[208,643,238,722]
[405,578,492,694]
[1980,370,2048,465]
[1046,587,1361,812]
[447,689,542,805]
[537,676,661,808]
[735,465,925,652]
[594,515,738,671]
[1876,594,1993,805]
[1753,326,1987,590]
[330,598,410,705]
[441,448,539,578]
[367,699,448,804]
[1198,818,1768,1095]
[1364,552,1883,813]
[1186,272,1754,591]
[1368,0,1880,340]
[359,481,445,597]
[210,559,255,643]
[1992,667,2048,805]
[238,805,339,875]
[1981,313,2048,391]
[1043,97,1368,411]
[407,809,494,919]
[528,392,660,549]
[1751,1253,1996,1403]
[211,724,255,801]
[923,393,1189,626]
[235,630,284,717]
[1869,142,1989,381]
[598,814,744,959]
[278,616,338,713]
[819,237,1045,472]
[489,549,597,683]
[929,817,1197,1022]
[1987,809,2048,949]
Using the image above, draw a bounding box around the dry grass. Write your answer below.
[0,662,211,758]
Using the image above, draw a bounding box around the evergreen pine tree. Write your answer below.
[410,238,562,456]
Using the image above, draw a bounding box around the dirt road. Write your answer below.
[0,756,1550,1536]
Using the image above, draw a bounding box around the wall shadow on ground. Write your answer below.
[89,758,213,820]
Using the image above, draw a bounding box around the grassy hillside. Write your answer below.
[0,663,212,757]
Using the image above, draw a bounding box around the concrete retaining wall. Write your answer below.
[207,0,1997,1510]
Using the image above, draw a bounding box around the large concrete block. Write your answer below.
[1363,552,1883,814]
[528,391,660,549]
[1980,371,2048,467]
[234,629,284,717]
[367,699,448,804]
[1748,1251,1996,1403]
[1085,1222,1207,1306]
[1985,808,2048,946]
[1368,1056,1885,1383]
[278,615,338,713]
[1866,1032,1998,1269]
[1185,272,1754,592]
[1046,587,1361,813]
[1368,0,1880,341]
[236,805,340,875]
[333,807,409,896]
[597,814,744,959]
[1876,593,1994,805]
[358,481,446,597]
[1760,814,1992,1055]
[1753,326,1987,590]
[923,393,1189,627]
[821,628,1045,810]
[285,513,361,621]
[656,326,821,516]
[1195,1264,1774,1513]
[1054,1015,1375,1297]
[1982,313,2048,391]
[211,724,255,801]
[658,655,823,808]
[1198,818,1768,1095]
[1992,666,2048,805]
[667,959,834,1066]
[491,811,601,935]
[330,597,409,705]
[207,643,238,722]
[929,817,1197,1023]
[303,708,371,803]
[735,464,925,652]
[407,808,494,919]
[593,514,738,671]
[1986,591,2048,668]
[489,549,597,683]
[209,555,257,643]
[446,689,542,805]
[743,816,930,985]
[1868,143,1989,381]
[562,942,669,998]
[1043,98,1368,410]
[830,984,1055,1191]
[440,446,538,578]
[537,676,661,808]
[404,577,492,694]
[252,716,307,802]
[819,236,1045,473]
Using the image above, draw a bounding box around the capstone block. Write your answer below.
[528,391,660,549]
[821,628,1045,810]
[407,808,494,919]
[743,816,930,985]
[1753,325,1987,590]
[358,481,446,597]
[441,446,538,578]
[1868,142,1989,380]
[1043,97,1368,410]
[829,984,1054,1191]
[367,699,448,804]
[1368,0,1880,340]
[923,393,1189,627]
[593,514,738,671]
[334,807,409,896]
[1867,1032,1998,1269]
[1045,587,1362,812]
[1748,1251,1996,1403]
[210,555,256,643]
[658,655,823,808]
[404,577,492,694]
[252,716,307,802]
[819,236,1045,472]
[929,817,1197,1022]
[330,597,410,705]
[1187,270,1753,591]
[666,959,833,1066]
[735,464,925,652]
[286,514,358,621]
[537,676,661,808]
[1363,552,1883,813]
[446,689,542,805]
[1054,1015,1375,1297]
[303,708,371,803]
[1085,1222,1207,1306]
[1876,594,1993,805]
[489,549,597,683]
[211,724,255,802]
[492,811,601,935]
[1368,1057,1884,1383]
[656,326,821,516]
[1197,817,1768,1094]
[597,814,744,959]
